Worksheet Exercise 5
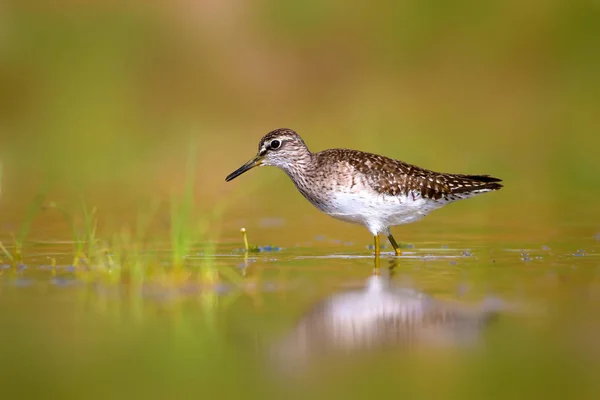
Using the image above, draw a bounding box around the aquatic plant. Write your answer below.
[0,188,47,266]
[54,199,99,267]
[169,135,200,270]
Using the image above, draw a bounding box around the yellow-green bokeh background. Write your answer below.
[1,0,599,242]
[1,3,600,399]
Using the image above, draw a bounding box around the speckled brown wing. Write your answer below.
[317,149,502,201]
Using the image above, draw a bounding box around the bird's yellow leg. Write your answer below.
[373,235,381,271]
[387,233,402,256]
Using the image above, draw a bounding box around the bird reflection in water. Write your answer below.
[269,259,504,372]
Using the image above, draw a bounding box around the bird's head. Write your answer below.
[225,128,311,182]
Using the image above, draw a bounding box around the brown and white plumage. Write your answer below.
[226,128,503,254]
[313,148,502,200]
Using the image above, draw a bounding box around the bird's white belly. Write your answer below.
[320,189,445,234]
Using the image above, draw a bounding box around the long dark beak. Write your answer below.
[225,155,264,182]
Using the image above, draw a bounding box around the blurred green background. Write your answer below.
[1,0,599,241]
[1,2,600,399]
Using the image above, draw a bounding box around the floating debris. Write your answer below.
[521,253,532,262]
[541,245,551,251]
[50,277,80,287]
[238,227,279,253]
[233,245,280,254]
[258,217,285,228]
[367,244,386,250]
[12,278,33,287]
[462,250,472,257]
[257,245,281,252]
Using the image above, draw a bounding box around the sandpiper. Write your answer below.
[225,128,502,256]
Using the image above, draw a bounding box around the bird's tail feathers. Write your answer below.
[446,174,503,194]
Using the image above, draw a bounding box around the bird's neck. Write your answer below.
[280,150,315,186]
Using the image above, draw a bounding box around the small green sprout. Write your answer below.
[240,228,260,253]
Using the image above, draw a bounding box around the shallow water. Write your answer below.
[1,216,599,400]
[2,1,600,397]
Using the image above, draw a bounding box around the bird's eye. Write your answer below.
[270,140,281,150]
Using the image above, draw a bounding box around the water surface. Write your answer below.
[1,217,599,399]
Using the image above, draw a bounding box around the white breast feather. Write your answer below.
[322,188,448,235]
